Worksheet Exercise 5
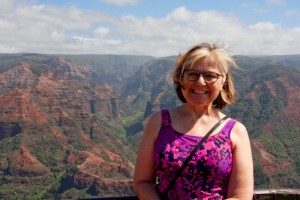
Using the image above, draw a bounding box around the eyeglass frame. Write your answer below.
[183,69,224,84]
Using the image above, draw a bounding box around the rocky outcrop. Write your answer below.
[7,146,50,177]
[59,170,135,196]
[0,62,39,90]
[88,179,135,196]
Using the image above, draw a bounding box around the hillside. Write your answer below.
[0,54,149,199]
[0,53,299,199]
[231,56,300,188]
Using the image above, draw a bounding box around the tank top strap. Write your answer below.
[222,118,238,138]
[160,109,172,127]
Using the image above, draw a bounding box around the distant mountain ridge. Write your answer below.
[0,53,299,199]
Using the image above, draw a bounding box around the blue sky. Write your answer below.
[36,0,300,26]
[0,0,300,56]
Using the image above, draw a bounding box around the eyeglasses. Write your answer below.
[184,69,223,84]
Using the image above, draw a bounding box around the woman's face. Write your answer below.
[181,58,224,108]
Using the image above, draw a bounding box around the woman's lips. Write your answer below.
[192,89,208,94]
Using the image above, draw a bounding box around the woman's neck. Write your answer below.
[180,103,220,122]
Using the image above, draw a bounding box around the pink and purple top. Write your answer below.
[154,109,237,200]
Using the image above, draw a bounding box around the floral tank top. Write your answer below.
[154,109,237,200]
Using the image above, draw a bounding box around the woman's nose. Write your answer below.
[196,75,207,85]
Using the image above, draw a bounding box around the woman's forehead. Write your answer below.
[190,58,219,71]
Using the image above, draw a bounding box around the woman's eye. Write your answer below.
[204,73,217,79]
[188,72,198,77]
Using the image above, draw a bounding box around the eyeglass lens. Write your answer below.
[185,70,221,83]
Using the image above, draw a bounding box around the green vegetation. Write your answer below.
[228,90,286,137]
[34,137,66,167]
[254,163,271,188]
[121,112,143,129]
[0,173,64,200]
[260,132,287,158]
[30,64,49,76]
[96,113,128,143]
[0,134,21,157]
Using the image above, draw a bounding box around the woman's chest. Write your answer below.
[155,135,232,177]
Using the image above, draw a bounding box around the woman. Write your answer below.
[133,43,253,199]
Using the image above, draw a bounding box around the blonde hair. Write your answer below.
[173,43,237,109]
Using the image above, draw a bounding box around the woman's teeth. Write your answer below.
[193,90,207,94]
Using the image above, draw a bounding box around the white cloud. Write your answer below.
[0,0,15,14]
[0,0,299,56]
[72,36,97,41]
[249,22,281,31]
[94,27,110,36]
[167,7,192,21]
[100,0,140,6]
[50,30,66,41]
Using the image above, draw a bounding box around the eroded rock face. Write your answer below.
[8,146,50,177]
[88,179,135,196]
[0,58,122,138]
[57,148,135,196]
[61,171,134,197]
[0,57,120,112]
[0,63,39,89]
[0,56,137,198]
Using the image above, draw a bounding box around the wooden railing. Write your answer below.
[253,188,300,200]
[82,189,300,200]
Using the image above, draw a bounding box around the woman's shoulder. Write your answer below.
[230,120,247,133]
[142,110,164,141]
[230,120,249,148]
[147,108,174,124]
[146,110,163,124]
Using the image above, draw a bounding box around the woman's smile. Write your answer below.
[192,89,209,94]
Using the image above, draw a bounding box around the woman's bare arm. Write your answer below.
[226,122,254,200]
[133,112,162,200]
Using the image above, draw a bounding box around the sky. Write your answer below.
[0,0,300,57]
